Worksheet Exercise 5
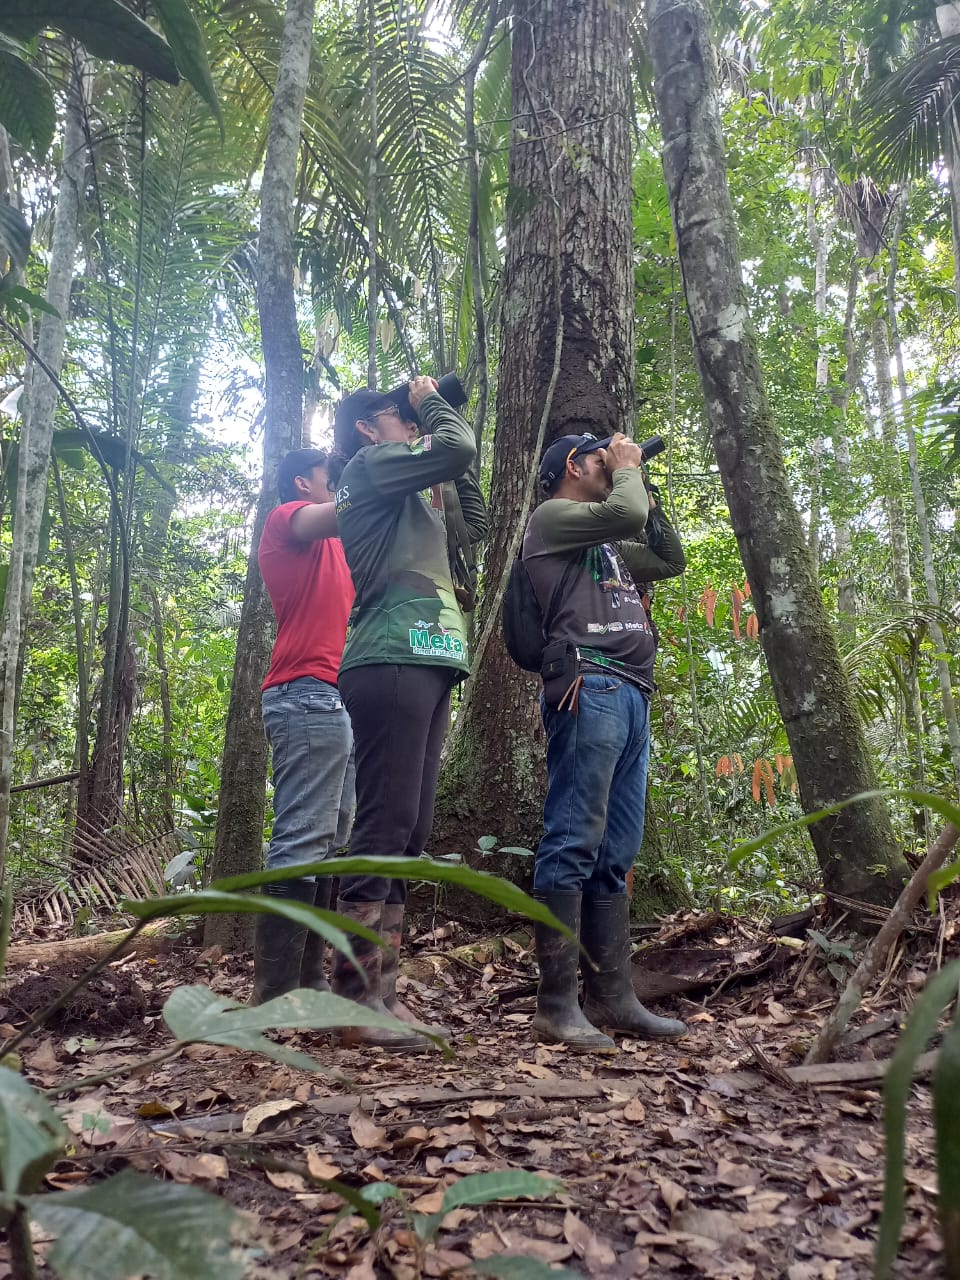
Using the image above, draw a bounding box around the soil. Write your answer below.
[0,908,952,1279]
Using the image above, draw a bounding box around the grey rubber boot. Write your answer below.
[532,891,615,1053]
[331,899,431,1052]
[251,878,316,1005]
[299,878,332,992]
[380,903,450,1038]
[581,894,687,1039]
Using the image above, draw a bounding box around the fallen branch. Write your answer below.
[715,1048,939,1095]
[3,919,178,971]
[806,821,959,1064]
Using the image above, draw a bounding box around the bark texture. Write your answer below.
[204,0,316,948]
[647,0,909,904]
[434,0,645,858]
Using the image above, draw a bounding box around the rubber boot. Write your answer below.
[581,894,687,1039]
[251,878,316,1005]
[300,878,332,992]
[531,891,615,1053]
[380,903,450,1038]
[331,899,431,1052]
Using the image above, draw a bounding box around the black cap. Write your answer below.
[333,389,398,439]
[538,433,613,493]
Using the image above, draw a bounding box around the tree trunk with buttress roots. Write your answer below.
[647,0,909,904]
[204,0,317,948]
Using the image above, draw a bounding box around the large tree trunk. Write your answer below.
[204,0,317,948]
[434,0,645,857]
[647,0,910,905]
[0,60,89,874]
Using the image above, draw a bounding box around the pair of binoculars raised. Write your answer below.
[388,372,467,426]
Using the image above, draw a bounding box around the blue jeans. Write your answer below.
[534,674,650,896]
[261,677,355,875]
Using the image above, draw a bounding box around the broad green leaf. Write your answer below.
[187,857,576,940]
[472,1259,582,1280]
[0,0,180,85]
[322,1179,403,1233]
[442,1170,561,1215]
[418,1171,562,1242]
[0,283,61,318]
[0,36,53,157]
[150,0,222,130]
[29,1168,237,1280]
[934,1013,960,1275]
[876,959,960,1278]
[0,1065,65,1195]
[0,203,31,276]
[163,984,440,1068]
[124,890,375,966]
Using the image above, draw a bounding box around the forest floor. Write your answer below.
[0,903,951,1280]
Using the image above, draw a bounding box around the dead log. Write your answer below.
[3,920,180,973]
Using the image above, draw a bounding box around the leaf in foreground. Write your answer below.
[0,1065,65,1195]
[472,1258,581,1279]
[163,984,441,1071]
[29,1168,239,1280]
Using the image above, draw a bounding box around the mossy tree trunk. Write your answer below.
[647,0,910,904]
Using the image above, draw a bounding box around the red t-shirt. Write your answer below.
[258,501,355,690]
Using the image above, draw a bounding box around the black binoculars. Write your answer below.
[388,373,468,426]
[639,433,665,461]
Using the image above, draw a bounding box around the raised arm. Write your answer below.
[364,394,476,497]
[534,467,650,553]
[619,508,686,582]
[288,502,339,541]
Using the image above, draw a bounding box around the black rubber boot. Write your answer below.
[300,878,332,992]
[532,891,615,1053]
[380,903,450,1038]
[251,878,316,1005]
[331,899,431,1052]
[581,894,687,1039]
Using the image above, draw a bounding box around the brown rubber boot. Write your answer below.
[331,899,431,1052]
[380,903,450,1038]
[251,878,316,1005]
[581,895,687,1040]
[299,879,332,992]
[531,891,615,1053]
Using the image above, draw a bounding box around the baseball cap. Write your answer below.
[538,433,613,493]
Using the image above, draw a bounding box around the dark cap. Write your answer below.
[333,389,398,442]
[277,448,329,502]
[538,433,613,493]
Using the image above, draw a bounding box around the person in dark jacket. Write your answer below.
[330,376,487,1051]
[523,430,687,1052]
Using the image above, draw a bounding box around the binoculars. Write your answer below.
[638,433,665,461]
[388,373,468,427]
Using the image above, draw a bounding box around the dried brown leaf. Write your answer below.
[348,1107,388,1150]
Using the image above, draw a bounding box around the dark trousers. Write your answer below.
[338,663,455,903]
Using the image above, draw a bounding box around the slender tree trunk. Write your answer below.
[647,0,909,904]
[0,58,89,874]
[887,200,960,793]
[936,3,960,316]
[831,260,860,627]
[204,0,317,948]
[434,0,649,864]
[805,172,837,576]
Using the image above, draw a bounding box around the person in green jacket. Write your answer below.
[330,376,487,1052]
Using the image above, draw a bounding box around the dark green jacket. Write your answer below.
[335,394,487,677]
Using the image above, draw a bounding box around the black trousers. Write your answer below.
[338,663,455,903]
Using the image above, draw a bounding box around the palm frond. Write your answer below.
[859,35,960,181]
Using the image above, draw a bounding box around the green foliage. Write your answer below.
[29,1170,238,1280]
[0,1065,65,1202]
[859,35,960,182]
[0,32,55,156]
[413,1170,562,1243]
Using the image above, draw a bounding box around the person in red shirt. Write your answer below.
[252,448,355,1003]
